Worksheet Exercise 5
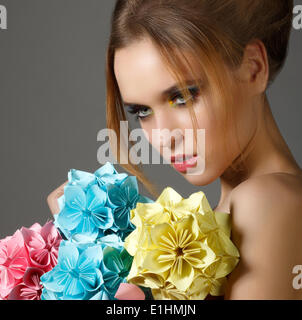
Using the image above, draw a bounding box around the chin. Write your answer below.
[178,167,219,186]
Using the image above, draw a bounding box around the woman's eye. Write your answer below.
[126,106,154,121]
[137,107,153,120]
[125,86,200,121]
[169,86,200,107]
[170,94,190,106]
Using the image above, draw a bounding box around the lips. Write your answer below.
[171,154,197,163]
[171,154,198,173]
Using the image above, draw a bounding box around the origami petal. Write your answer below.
[74,219,98,241]
[170,191,210,220]
[68,169,96,190]
[28,223,42,233]
[102,269,125,295]
[41,221,61,246]
[186,275,211,300]
[213,256,240,279]
[174,215,200,243]
[94,162,128,186]
[97,173,128,186]
[21,227,45,250]
[41,288,60,300]
[64,185,86,211]
[133,202,170,225]
[7,284,39,300]
[168,259,194,291]
[94,162,117,176]
[143,249,174,273]
[150,223,177,249]
[71,233,98,244]
[193,211,218,234]
[113,206,131,230]
[120,176,139,204]
[115,283,145,300]
[57,206,83,231]
[86,185,107,209]
[209,277,228,296]
[77,244,103,269]
[119,249,133,273]
[29,249,51,268]
[156,187,183,207]
[63,275,85,299]
[41,269,68,292]
[91,207,114,230]
[0,268,18,294]
[79,268,103,292]
[7,256,29,279]
[23,267,44,290]
[216,230,240,257]
[103,247,124,273]
[90,289,110,300]
[214,211,232,238]
[107,184,125,207]
[182,241,208,268]
[151,282,189,300]
[96,234,124,249]
[58,242,79,271]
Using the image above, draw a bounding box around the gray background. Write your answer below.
[0,0,301,238]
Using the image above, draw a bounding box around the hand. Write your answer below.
[47,181,68,215]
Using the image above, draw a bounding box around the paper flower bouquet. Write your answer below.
[0,162,239,300]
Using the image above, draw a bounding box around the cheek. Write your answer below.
[139,122,159,149]
[193,100,236,171]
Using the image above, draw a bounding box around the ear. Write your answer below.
[237,39,269,94]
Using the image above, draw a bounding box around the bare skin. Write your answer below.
[47,37,302,299]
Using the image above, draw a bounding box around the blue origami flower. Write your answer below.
[68,169,97,191]
[40,241,104,300]
[94,162,128,187]
[107,176,153,239]
[57,162,128,211]
[101,245,133,299]
[55,184,114,242]
[96,234,124,250]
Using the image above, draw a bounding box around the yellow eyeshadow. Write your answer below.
[169,100,176,107]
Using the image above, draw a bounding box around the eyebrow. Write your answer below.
[123,79,201,108]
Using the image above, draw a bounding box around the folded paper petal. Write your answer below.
[115,283,145,300]
[125,186,240,300]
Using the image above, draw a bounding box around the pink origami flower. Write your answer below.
[114,283,145,300]
[7,267,44,300]
[0,230,29,299]
[21,221,62,272]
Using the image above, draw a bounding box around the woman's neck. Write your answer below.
[217,94,302,210]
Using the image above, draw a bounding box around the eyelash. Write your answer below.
[126,86,200,122]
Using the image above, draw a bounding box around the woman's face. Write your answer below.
[114,38,258,186]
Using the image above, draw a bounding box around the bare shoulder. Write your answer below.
[224,172,302,299]
[230,172,302,224]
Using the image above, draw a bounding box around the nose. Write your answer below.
[154,111,184,152]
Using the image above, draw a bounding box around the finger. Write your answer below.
[47,181,68,215]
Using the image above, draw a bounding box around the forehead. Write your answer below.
[114,38,182,104]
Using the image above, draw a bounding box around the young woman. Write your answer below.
[47,0,302,299]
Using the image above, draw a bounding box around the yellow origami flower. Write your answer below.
[142,215,216,291]
[124,187,215,255]
[124,187,240,300]
[186,270,227,299]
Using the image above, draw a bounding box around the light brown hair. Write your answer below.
[106,0,294,198]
